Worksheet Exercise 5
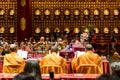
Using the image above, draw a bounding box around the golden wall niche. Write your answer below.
[9,26,15,33]
[31,1,120,43]
[9,8,15,16]
[64,27,70,33]
[0,9,5,15]
[104,27,109,34]
[114,27,119,34]
[74,27,79,34]
[0,26,5,33]
[54,28,60,32]
[35,9,41,15]
[94,28,99,34]
[114,9,119,16]
[45,27,50,33]
[94,9,99,15]
[35,27,40,33]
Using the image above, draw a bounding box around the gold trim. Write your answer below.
[20,17,26,31]
[21,0,26,7]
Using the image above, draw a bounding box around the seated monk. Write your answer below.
[40,45,67,73]
[72,44,103,74]
[3,44,25,73]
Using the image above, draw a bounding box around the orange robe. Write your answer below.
[72,51,103,74]
[40,52,67,73]
[3,52,25,73]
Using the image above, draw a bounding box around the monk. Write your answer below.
[3,44,25,73]
[40,45,67,73]
[72,44,103,74]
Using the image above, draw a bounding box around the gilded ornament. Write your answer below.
[20,17,26,31]
[21,0,26,7]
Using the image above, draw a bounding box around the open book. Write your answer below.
[17,50,28,59]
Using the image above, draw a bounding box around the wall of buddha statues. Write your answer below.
[0,0,17,42]
[31,0,120,43]
[0,0,120,44]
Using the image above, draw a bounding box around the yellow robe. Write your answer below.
[72,51,103,74]
[40,52,67,73]
[3,52,25,73]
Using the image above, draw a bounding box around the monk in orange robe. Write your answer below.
[40,45,67,74]
[72,44,103,74]
[3,44,25,73]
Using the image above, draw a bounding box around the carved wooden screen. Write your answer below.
[0,0,17,42]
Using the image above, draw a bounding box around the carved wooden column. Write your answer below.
[17,0,32,42]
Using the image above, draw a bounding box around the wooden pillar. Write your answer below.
[17,0,32,42]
